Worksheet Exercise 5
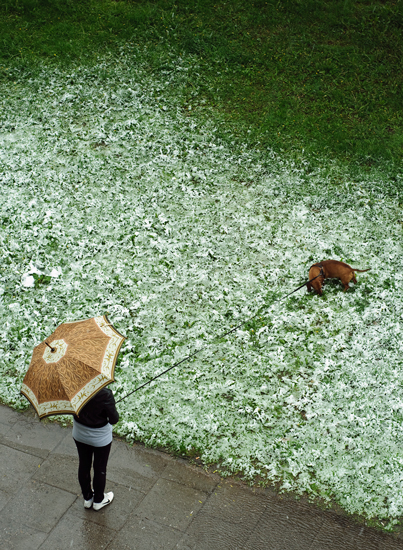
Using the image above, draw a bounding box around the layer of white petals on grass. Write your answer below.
[1,47,402,527]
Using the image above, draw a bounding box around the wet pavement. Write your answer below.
[1,403,402,550]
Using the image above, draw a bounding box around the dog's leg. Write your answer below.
[318,276,325,295]
[341,273,353,292]
[312,279,323,295]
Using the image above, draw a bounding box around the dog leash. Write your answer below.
[115,269,324,404]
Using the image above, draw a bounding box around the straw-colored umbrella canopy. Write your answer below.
[21,315,126,418]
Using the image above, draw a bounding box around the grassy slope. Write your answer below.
[0,0,402,168]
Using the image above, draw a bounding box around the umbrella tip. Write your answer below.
[45,341,56,353]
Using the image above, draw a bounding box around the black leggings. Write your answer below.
[74,439,112,503]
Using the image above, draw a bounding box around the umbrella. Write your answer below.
[21,315,126,419]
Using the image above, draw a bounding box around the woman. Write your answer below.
[73,386,119,510]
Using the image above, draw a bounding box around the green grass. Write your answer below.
[1,0,402,168]
[1,6,403,526]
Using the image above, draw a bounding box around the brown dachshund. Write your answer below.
[307,260,370,295]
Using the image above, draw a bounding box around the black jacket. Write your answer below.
[74,388,119,428]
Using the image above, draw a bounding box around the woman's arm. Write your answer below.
[103,388,119,425]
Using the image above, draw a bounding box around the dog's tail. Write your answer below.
[353,268,371,273]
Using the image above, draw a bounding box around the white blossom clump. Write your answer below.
[1,49,402,525]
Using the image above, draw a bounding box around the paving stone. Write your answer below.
[0,489,12,514]
[0,423,12,436]
[107,516,182,550]
[70,482,145,531]
[0,517,47,550]
[39,510,116,550]
[0,444,43,495]
[0,423,13,437]
[200,482,269,525]
[312,514,403,550]
[51,430,77,457]
[0,406,19,436]
[0,404,20,427]
[107,441,169,492]
[1,479,76,533]
[32,453,79,494]
[378,535,403,550]
[353,525,381,550]
[134,478,207,531]
[176,516,252,550]
[243,498,325,550]
[1,415,66,458]
[104,543,133,550]
[309,515,357,550]
[161,459,219,493]
[110,440,171,476]
[174,534,196,550]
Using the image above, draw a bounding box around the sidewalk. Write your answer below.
[1,404,402,550]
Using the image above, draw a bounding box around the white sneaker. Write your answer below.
[84,497,93,509]
[93,492,114,511]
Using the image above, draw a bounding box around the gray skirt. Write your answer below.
[72,418,113,447]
